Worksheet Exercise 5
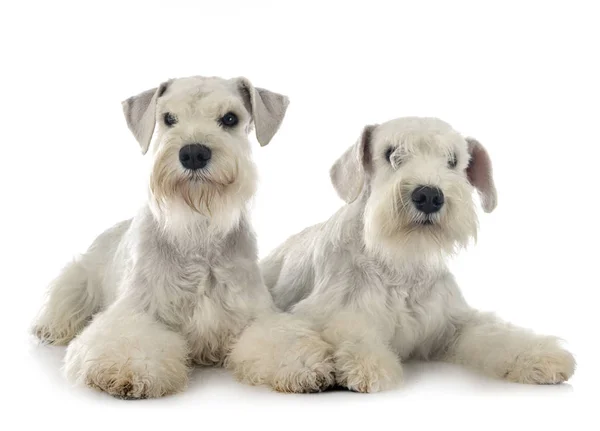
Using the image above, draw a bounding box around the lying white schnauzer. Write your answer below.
[262,117,575,392]
[33,75,334,398]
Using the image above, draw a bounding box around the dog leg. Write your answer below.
[65,301,190,399]
[323,312,403,393]
[439,310,575,384]
[32,259,100,345]
[228,313,335,393]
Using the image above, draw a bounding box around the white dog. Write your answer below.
[33,76,334,398]
[262,117,575,393]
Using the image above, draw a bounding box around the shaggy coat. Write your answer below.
[33,76,334,398]
[262,117,575,392]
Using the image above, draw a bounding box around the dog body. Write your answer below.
[33,76,334,398]
[62,208,270,367]
[263,117,575,392]
[265,205,460,359]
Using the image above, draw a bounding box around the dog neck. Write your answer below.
[148,196,245,249]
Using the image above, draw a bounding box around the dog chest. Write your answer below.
[179,261,257,365]
[388,276,450,359]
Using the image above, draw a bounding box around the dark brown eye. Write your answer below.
[385,147,394,163]
[219,112,239,127]
[385,146,404,167]
[448,153,458,169]
[163,112,177,127]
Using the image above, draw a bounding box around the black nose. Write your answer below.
[411,186,444,214]
[179,144,212,170]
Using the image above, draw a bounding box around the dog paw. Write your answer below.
[503,343,575,384]
[272,357,336,393]
[334,347,403,393]
[84,366,153,399]
[32,324,76,345]
[64,311,190,399]
[68,353,189,399]
[228,313,336,393]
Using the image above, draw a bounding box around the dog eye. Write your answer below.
[448,153,458,169]
[385,147,395,164]
[385,147,403,168]
[163,113,177,127]
[219,112,239,128]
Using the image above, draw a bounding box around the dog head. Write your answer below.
[122,76,289,228]
[330,117,497,260]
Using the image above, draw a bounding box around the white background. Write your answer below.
[1,1,598,430]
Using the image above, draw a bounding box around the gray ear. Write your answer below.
[121,81,170,154]
[466,137,498,213]
[238,78,289,146]
[330,125,376,203]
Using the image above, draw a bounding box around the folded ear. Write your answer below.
[466,137,497,213]
[237,78,290,146]
[121,81,170,154]
[330,125,376,203]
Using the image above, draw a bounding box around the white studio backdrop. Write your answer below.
[1,1,598,430]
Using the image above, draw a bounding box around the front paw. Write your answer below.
[32,324,70,345]
[32,316,82,345]
[65,340,189,399]
[270,331,336,394]
[334,344,403,393]
[503,341,575,384]
[229,314,336,393]
[81,362,158,399]
[64,311,190,399]
[271,357,335,393]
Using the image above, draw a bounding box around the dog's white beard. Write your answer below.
[149,151,257,234]
[363,182,478,264]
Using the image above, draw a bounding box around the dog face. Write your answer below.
[330,117,497,260]
[121,76,288,226]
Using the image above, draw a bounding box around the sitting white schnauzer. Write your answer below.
[262,117,575,392]
[33,75,334,398]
